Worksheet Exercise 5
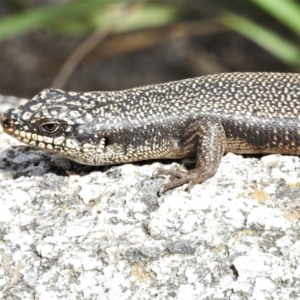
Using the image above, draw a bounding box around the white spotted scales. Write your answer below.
[2,72,300,194]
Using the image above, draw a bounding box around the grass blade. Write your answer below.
[253,0,300,35]
[220,13,300,70]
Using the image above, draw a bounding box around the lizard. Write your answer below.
[1,72,300,194]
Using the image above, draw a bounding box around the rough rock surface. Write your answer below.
[1,96,300,300]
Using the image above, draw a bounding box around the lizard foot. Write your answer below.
[153,168,204,195]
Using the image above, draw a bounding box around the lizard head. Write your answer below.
[1,88,109,165]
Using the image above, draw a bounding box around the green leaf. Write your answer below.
[220,13,300,70]
[253,0,300,35]
[115,4,178,32]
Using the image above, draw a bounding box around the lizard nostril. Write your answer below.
[1,108,17,133]
[1,115,15,132]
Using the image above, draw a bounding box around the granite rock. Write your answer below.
[1,95,300,300]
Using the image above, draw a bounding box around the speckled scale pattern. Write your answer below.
[2,72,300,192]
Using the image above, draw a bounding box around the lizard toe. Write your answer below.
[153,167,187,179]
[158,176,190,195]
[186,176,203,192]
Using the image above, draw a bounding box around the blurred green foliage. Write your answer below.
[221,14,300,70]
[221,0,300,70]
[0,1,178,39]
[0,0,300,70]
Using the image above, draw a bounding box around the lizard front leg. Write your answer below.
[154,117,226,194]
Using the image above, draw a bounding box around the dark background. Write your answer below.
[0,0,299,99]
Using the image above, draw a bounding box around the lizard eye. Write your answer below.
[40,123,60,134]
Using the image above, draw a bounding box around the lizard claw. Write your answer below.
[157,184,167,196]
[185,177,202,192]
[153,167,205,195]
[153,167,187,195]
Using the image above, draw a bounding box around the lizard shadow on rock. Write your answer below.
[0,146,174,200]
[0,146,104,179]
[0,145,269,180]
[0,145,189,180]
